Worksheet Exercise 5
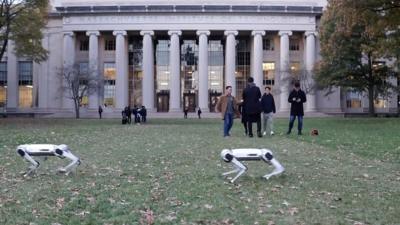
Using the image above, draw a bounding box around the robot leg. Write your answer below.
[261,150,285,180]
[54,145,80,174]
[17,149,40,176]
[229,158,247,183]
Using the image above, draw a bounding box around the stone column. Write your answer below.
[305,31,317,112]
[224,30,238,96]
[113,30,128,109]
[6,40,18,110]
[168,30,182,112]
[278,31,292,112]
[62,31,75,109]
[140,30,155,111]
[252,30,266,89]
[197,30,210,112]
[86,31,100,110]
[38,33,49,109]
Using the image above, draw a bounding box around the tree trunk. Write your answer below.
[74,101,80,118]
[367,53,375,117]
[367,85,375,117]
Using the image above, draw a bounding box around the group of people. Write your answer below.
[121,106,147,124]
[216,77,306,138]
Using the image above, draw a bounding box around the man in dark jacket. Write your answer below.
[287,82,307,135]
[260,86,276,136]
[243,77,262,138]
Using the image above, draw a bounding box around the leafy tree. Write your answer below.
[58,64,100,119]
[315,0,399,116]
[0,0,48,63]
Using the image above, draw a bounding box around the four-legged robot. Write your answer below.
[221,148,285,183]
[16,144,81,176]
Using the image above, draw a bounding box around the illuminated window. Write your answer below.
[290,62,301,82]
[263,62,275,86]
[18,61,33,108]
[103,62,116,106]
[209,40,224,93]
[79,62,89,107]
[346,91,362,108]
[156,40,170,91]
[263,38,274,51]
[0,62,6,107]
[374,97,388,109]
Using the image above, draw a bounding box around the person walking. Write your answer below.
[141,106,147,123]
[238,100,248,136]
[197,108,202,119]
[183,107,189,119]
[260,86,276,136]
[98,105,103,119]
[287,82,307,135]
[242,77,262,138]
[216,86,240,137]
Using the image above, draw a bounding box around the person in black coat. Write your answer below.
[260,86,276,136]
[242,77,262,137]
[238,100,248,136]
[287,82,307,135]
[140,106,147,123]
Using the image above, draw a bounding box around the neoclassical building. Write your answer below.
[0,0,398,116]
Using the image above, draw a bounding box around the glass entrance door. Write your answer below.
[157,92,169,112]
[183,93,196,112]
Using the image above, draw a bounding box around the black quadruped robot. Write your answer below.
[16,144,81,176]
[221,148,285,183]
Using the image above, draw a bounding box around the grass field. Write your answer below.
[0,117,399,225]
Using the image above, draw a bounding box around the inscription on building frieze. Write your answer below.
[63,14,315,25]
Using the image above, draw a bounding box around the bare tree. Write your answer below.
[58,64,101,118]
[277,68,317,95]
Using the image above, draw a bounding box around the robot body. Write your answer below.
[16,144,80,176]
[221,148,284,183]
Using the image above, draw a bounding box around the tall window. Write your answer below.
[128,37,143,106]
[181,40,198,92]
[208,40,224,93]
[105,38,116,51]
[103,62,116,106]
[0,62,6,107]
[236,39,251,100]
[346,91,362,108]
[79,62,89,107]
[289,37,300,51]
[263,38,275,51]
[263,62,275,86]
[18,61,33,108]
[156,40,170,91]
[79,39,89,51]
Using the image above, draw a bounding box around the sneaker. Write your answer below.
[270,131,274,135]
[249,134,253,138]
[298,131,302,135]
[263,131,267,136]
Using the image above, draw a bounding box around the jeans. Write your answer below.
[263,112,274,133]
[223,113,234,137]
[288,115,303,132]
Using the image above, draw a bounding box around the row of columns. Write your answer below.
[62,29,318,112]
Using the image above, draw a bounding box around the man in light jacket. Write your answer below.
[216,86,240,137]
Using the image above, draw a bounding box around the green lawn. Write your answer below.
[0,118,399,225]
